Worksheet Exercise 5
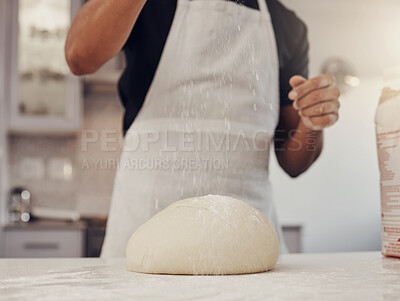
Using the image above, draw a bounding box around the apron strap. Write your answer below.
[257,0,268,14]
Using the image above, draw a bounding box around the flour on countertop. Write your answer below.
[1,254,400,301]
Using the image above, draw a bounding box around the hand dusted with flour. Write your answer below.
[126,195,280,275]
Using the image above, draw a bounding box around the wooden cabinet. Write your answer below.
[4,0,83,135]
[4,222,85,258]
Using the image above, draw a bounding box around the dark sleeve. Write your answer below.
[279,24,309,107]
[268,0,310,108]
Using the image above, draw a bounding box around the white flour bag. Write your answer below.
[375,65,400,258]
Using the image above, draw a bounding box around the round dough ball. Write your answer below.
[126,195,279,275]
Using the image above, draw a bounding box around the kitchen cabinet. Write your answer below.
[4,221,85,258]
[0,1,9,245]
[86,223,106,257]
[282,225,302,253]
[5,0,83,134]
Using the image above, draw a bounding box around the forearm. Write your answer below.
[276,119,323,178]
[65,0,147,75]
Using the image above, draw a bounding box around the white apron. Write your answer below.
[101,0,286,257]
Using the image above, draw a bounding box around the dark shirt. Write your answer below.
[119,0,309,133]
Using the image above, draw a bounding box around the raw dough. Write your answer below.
[126,195,279,275]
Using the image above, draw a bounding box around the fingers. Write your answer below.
[289,74,341,131]
[294,85,340,110]
[289,75,307,88]
[289,74,336,101]
[303,113,339,131]
[300,99,340,118]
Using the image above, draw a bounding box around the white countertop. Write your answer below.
[0,252,399,301]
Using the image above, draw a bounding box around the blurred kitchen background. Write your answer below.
[0,0,399,258]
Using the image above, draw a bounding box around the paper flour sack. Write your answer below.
[375,65,400,258]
